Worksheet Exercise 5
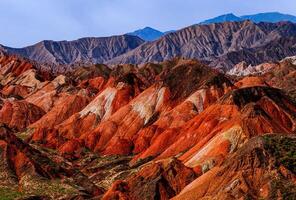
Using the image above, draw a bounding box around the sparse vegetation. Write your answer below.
[0,187,24,200]
[263,135,296,174]
[18,177,79,199]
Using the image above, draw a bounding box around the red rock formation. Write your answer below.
[25,75,69,112]
[132,75,233,161]
[0,52,52,86]
[0,100,45,131]
[78,76,106,93]
[82,84,170,155]
[1,85,30,98]
[0,124,102,198]
[30,93,90,130]
[121,86,296,181]
[157,87,295,170]
[38,80,136,153]
[102,158,196,200]
[0,53,34,77]
[78,60,233,157]
[0,55,295,199]
[234,76,269,88]
[263,56,296,100]
[0,124,68,180]
[173,135,296,200]
[29,93,90,148]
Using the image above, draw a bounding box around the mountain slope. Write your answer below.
[210,36,296,70]
[1,35,144,65]
[173,135,296,200]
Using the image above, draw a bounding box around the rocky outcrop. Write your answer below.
[227,61,277,76]
[0,100,45,131]
[102,158,196,200]
[213,36,296,71]
[263,56,296,100]
[173,135,296,200]
[0,124,102,198]
[76,60,231,157]
[0,52,53,100]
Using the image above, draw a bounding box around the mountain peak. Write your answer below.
[221,13,237,17]
[127,27,164,41]
[142,26,157,31]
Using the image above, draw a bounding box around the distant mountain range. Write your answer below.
[241,12,296,23]
[200,12,296,24]
[1,12,296,67]
[108,21,296,70]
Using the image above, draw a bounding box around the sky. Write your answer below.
[0,0,295,47]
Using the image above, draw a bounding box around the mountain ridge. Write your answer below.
[107,20,296,68]
[1,35,145,65]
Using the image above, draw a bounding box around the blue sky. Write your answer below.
[1,0,295,47]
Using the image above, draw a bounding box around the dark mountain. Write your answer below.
[200,12,296,24]
[1,35,144,65]
[107,21,296,67]
[127,27,165,41]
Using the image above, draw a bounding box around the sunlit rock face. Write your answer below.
[0,100,45,131]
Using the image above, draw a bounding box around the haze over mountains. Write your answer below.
[1,12,296,68]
